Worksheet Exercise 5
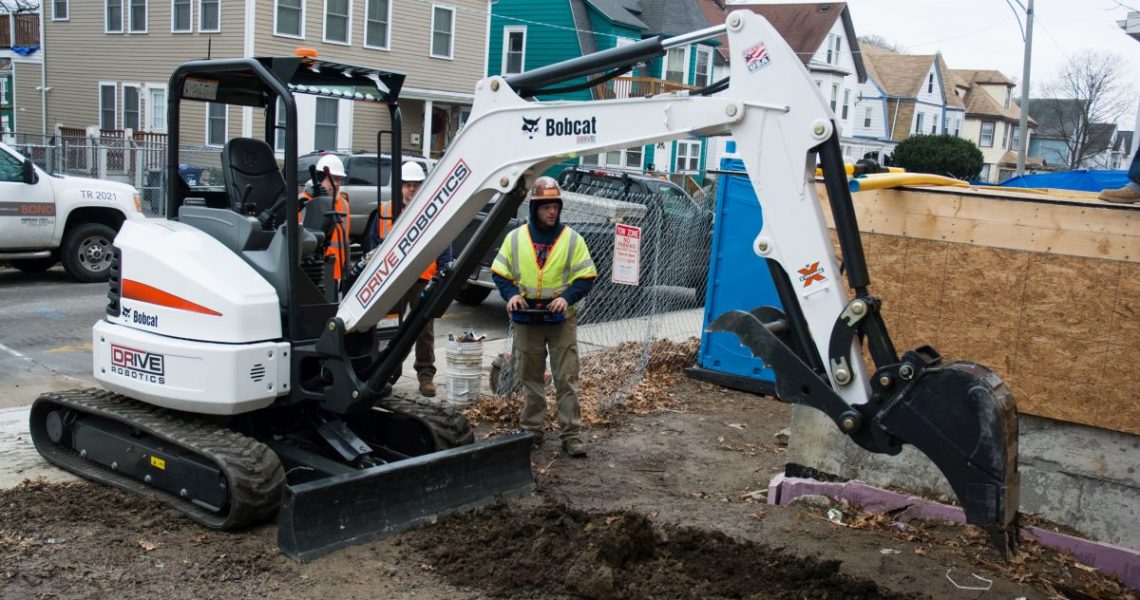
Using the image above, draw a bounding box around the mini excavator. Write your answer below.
[30,10,1019,560]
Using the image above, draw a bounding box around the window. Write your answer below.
[129,0,146,32]
[199,0,219,32]
[502,26,526,75]
[927,73,934,94]
[663,47,686,83]
[122,85,141,130]
[833,36,842,64]
[830,83,839,113]
[953,118,960,137]
[53,0,69,20]
[100,84,117,129]
[274,97,286,151]
[980,164,991,180]
[930,120,936,135]
[0,149,23,182]
[694,46,713,87]
[841,89,850,120]
[1000,122,1009,148]
[324,0,350,44]
[206,102,227,147]
[580,154,599,167]
[1011,125,1021,150]
[314,97,339,150]
[675,140,700,173]
[430,5,455,59]
[364,0,390,49]
[863,106,872,128]
[172,0,191,31]
[106,0,124,32]
[275,0,303,38]
[625,145,643,169]
[148,87,167,132]
[826,34,835,63]
[979,121,995,147]
[1003,88,1011,108]
[915,113,923,135]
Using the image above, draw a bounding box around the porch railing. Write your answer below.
[0,13,40,48]
[590,76,697,100]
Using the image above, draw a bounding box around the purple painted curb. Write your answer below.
[768,474,1140,592]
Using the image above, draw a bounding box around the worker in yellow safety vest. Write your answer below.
[369,161,453,397]
[491,176,597,457]
[299,153,351,287]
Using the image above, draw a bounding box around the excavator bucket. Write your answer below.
[277,433,535,562]
[709,311,1020,556]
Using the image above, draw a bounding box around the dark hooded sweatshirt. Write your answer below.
[492,198,595,305]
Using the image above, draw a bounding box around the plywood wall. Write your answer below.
[818,185,1140,436]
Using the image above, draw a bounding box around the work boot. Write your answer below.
[1099,185,1140,204]
[561,438,587,458]
[419,379,437,397]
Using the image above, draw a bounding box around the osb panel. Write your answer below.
[863,233,908,303]
[937,318,1017,377]
[1100,344,1140,433]
[888,239,948,319]
[1013,334,1107,383]
[1004,374,1104,430]
[1110,261,1140,342]
[883,316,940,356]
[1020,254,1120,343]
[941,245,1028,330]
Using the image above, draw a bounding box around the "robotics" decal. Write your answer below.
[356,159,472,307]
[110,344,166,385]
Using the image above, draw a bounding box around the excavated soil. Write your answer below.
[1,377,1136,600]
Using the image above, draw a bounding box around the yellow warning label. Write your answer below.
[150,456,166,470]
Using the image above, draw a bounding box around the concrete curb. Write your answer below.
[768,474,1140,592]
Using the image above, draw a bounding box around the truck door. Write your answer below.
[0,147,56,249]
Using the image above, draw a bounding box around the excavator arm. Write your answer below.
[336,11,1019,556]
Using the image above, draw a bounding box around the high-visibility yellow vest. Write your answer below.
[491,225,597,300]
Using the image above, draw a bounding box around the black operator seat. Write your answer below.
[221,137,287,220]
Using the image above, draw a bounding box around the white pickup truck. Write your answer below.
[0,142,144,282]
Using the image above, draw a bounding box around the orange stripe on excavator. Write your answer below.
[122,279,223,316]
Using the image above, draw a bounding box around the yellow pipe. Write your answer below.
[848,173,969,192]
[815,164,906,176]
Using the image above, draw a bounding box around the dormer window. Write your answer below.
[928,73,934,94]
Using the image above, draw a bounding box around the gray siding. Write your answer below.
[255,0,486,95]
[13,61,43,136]
[43,0,246,141]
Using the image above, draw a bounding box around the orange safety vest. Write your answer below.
[375,202,437,281]
[300,189,351,281]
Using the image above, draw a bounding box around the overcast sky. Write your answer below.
[733,0,1140,129]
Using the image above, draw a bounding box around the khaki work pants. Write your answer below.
[515,317,582,442]
[405,279,436,382]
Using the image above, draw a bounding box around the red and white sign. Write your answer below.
[612,224,641,286]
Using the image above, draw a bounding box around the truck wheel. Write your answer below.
[455,285,492,306]
[10,257,57,273]
[61,223,117,283]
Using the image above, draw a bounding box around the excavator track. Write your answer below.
[29,388,285,530]
[374,392,475,450]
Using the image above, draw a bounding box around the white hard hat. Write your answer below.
[401,161,426,183]
[316,154,346,178]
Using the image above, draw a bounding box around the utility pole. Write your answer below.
[1015,0,1034,176]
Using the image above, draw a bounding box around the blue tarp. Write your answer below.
[998,170,1128,192]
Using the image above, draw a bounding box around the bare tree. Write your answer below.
[857,34,905,54]
[1035,50,1132,170]
[0,0,39,14]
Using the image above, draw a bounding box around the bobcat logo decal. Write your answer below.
[521,116,540,139]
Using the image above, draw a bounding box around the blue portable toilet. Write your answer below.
[685,148,783,396]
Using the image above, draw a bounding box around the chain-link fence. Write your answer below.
[493,179,711,412]
[8,131,221,218]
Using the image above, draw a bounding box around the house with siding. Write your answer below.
[1026,98,1117,171]
[854,46,965,161]
[700,2,869,165]
[37,0,489,161]
[1,8,42,139]
[951,69,1035,183]
[486,0,719,183]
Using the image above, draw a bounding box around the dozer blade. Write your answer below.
[875,359,1020,557]
[277,432,535,562]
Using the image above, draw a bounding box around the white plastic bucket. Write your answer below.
[445,340,483,404]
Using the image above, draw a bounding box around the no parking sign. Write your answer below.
[612,224,641,286]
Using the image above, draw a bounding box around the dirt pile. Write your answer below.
[413,501,920,600]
